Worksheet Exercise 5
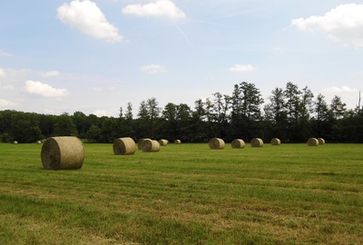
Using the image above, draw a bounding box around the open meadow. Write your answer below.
[0,143,362,244]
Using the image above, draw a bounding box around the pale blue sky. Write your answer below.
[0,0,362,116]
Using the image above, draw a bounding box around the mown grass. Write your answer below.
[0,143,362,244]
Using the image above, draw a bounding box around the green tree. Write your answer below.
[211,92,230,138]
[53,113,78,136]
[73,111,91,138]
[138,101,149,119]
[86,124,102,142]
[190,99,206,142]
[163,103,177,121]
[161,103,178,140]
[313,94,332,138]
[330,96,346,120]
[298,86,314,139]
[146,98,160,138]
[230,82,263,140]
[284,82,302,141]
[239,82,264,121]
[3,112,42,143]
[125,102,133,120]
[264,87,287,140]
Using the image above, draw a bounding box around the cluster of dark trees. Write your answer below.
[1,82,362,143]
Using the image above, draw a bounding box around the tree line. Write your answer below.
[1,82,362,143]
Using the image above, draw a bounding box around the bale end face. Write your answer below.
[41,136,84,170]
[159,139,169,146]
[174,139,181,144]
[231,139,245,149]
[271,138,281,145]
[209,138,225,149]
[138,138,151,150]
[251,138,264,147]
[307,138,319,146]
[113,137,136,155]
[141,139,160,152]
[318,138,325,145]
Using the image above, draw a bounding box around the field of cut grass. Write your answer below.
[0,143,362,244]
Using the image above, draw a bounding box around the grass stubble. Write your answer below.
[0,143,362,244]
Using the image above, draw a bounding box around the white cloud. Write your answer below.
[57,0,122,42]
[122,0,186,20]
[229,64,256,73]
[0,98,16,108]
[0,49,12,57]
[0,68,5,79]
[140,64,167,74]
[25,80,68,98]
[324,86,357,93]
[0,68,15,90]
[92,109,112,117]
[292,4,363,47]
[322,86,360,108]
[42,70,61,78]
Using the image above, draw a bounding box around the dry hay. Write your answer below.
[141,139,160,152]
[318,138,325,145]
[271,138,281,145]
[174,139,181,144]
[231,139,245,149]
[41,136,84,170]
[137,138,151,150]
[13,141,18,144]
[251,138,264,147]
[113,137,136,155]
[209,138,225,150]
[307,138,319,146]
[159,139,169,146]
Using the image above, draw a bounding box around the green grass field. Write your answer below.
[0,143,362,244]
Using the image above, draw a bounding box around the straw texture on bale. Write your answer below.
[318,138,325,145]
[13,141,18,144]
[251,138,264,147]
[307,138,319,146]
[174,139,181,144]
[137,138,151,150]
[113,137,136,155]
[231,139,245,148]
[141,139,160,152]
[159,139,169,146]
[41,136,84,170]
[271,138,281,145]
[209,138,225,149]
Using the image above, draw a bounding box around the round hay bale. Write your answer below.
[271,138,281,145]
[174,139,181,144]
[318,138,325,145]
[13,141,18,144]
[137,138,151,150]
[141,139,160,152]
[209,138,225,150]
[37,140,42,144]
[159,139,168,146]
[231,139,245,149]
[307,138,319,146]
[113,137,136,155]
[41,136,84,170]
[251,138,264,147]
